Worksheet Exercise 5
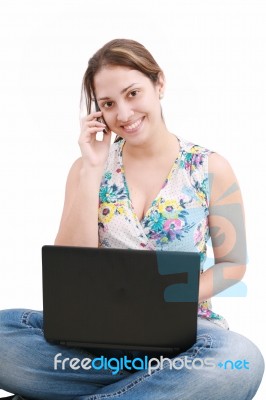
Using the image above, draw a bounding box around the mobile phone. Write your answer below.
[94,99,107,133]
[95,99,101,113]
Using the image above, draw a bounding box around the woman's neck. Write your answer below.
[123,128,178,162]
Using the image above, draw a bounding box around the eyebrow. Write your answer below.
[97,83,139,101]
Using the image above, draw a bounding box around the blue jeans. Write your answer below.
[0,309,264,400]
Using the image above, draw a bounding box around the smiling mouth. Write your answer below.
[122,117,144,132]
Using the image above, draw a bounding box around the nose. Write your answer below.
[116,101,134,123]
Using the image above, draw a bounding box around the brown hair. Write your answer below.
[80,38,163,143]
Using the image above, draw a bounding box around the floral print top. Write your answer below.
[98,135,228,330]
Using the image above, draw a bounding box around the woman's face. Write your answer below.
[94,66,165,143]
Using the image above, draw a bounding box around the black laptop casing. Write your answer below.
[42,245,200,355]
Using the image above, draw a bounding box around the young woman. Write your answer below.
[0,38,264,400]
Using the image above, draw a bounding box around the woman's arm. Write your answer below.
[54,112,112,247]
[54,158,103,247]
[198,152,247,303]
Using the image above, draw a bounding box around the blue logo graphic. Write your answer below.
[217,359,250,370]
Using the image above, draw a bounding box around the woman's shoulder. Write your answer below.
[179,136,213,156]
[180,136,238,194]
[178,136,214,174]
[208,151,232,173]
[208,152,238,198]
[179,136,232,168]
[178,136,237,189]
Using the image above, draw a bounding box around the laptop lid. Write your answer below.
[42,245,200,355]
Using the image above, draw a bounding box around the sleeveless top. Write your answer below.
[98,135,229,330]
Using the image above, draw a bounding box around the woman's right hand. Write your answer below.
[79,111,112,169]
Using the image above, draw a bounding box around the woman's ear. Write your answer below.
[157,71,166,99]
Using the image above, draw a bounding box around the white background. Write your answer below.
[0,0,265,398]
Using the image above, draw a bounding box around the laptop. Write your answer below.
[42,245,200,356]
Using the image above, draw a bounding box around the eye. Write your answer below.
[103,101,113,109]
[128,89,140,98]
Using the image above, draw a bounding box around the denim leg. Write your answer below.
[0,310,264,400]
[0,309,131,400]
[77,318,264,400]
